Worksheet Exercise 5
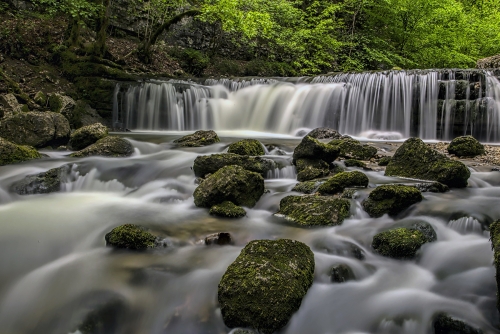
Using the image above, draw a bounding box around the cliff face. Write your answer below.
[477,54,500,69]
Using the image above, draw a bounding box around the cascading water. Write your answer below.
[114,70,500,141]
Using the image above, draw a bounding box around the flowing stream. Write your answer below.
[0,131,498,334]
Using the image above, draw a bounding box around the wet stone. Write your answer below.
[205,232,233,246]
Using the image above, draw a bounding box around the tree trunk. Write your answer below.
[93,0,111,57]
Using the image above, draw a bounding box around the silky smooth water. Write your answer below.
[0,132,498,334]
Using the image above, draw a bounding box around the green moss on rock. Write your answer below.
[378,156,392,166]
[228,139,265,156]
[393,219,437,243]
[433,313,483,334]
[0,137,41,166]
[70,136,133,157]
[447,135,485,157]
[385,138,470,188]
[372,227,428,259]
[490,220,500,314]
[295,158,330,181]
[173,130,220,147]
[69,123,108,150]
[193,153,274,178]
[218,239,314,334]
[209,201,246,218]
[344,159,366,168]
[293,136,339,163]
[306,127,342,139]
[318,171,369,195]
[292,181,321,194]
[194,165,264,208]
[329,138,377,160]
[362,184,423,217]
[105,224,158,250]
[276,195,351,226]
[415,182,449,193]
[331,264,355,283]
[11,165,70,195]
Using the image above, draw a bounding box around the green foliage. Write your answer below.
[32,0,101,20]
[244,60,297,77]
[175,48,209,76]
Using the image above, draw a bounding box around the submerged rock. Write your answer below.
[306,127,342,139]
[218,239,314,334]
[205,232,233,246]
[173,130,220,147]
[0,111,70,148]
[292,181,321,194]
[329,138,377,160]
[362,184,423,217]
[105,224,158,250]
[11,165,70,195]
[318,171,369,195]
[414,182,449,193]
[447,135,485,157]
[490,221,500,314]
[295,158,330,182]
[193,165,264,208]
[293,136,339,163]
[209,201,246,218]
[193,153,274,177]
[276,195,350,226]
[70,136,133,158]
[331,264,356,283]
[69,123,108,150]
[372,227,428,259]
[77,297,128,334]
[0,137,41,166]
[228,139,265,156]
[433,313,483,334]
[385,138,470,188]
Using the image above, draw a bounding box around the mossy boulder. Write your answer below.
[173,130,220,147]
[104,224,158,250]
[415,182,449,193]
[10,165,70,195]
[70,136,133,158]
[447,135,485,157]
[306,127,342,139]
[378,156,392,166]
[209,201,247,218]
[0,137,41,166]
[362,185,423,217]
[69,123,108,150]
[329,138,377,160]
[385,138,470,188]
[317,171,369,195]
[392,219,437,243]
[433,313,483,334]
[292,181,321,194]
[228,139,265,156]
[490,221,500,314]
[218,239,314,334]
[372,227,428,259]
[293,136,339,163]
[276,195,351,226]
[48,93,76,115]
[331,264,355,283]
[33,91,47,106]
[193,165,264,208]
[65,100,106,129]
[344,159,366,168]
[0,111,70,148]
[295,158,330,181]
[193,153,274,178]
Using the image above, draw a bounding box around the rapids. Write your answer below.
[0,132,498,334]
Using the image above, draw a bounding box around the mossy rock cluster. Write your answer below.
[295,158,330,182]
[11,165,70,195]
[490,220,500,314]
[293,136,339,163]
[69,123,108,150]
[329,138,377,160]
[362,184,423,217]
[447,135,485,157]
[306,127,342,139]
[318,171,369,195]
[209,201,246,218]
[292,181,321,194]
[331,264,355,283]
[385,138,470,188]
[228,139,264,156]
[0,111,70,148]
[173,130,220,147]
[193,153,274,178]
[0,137,41,166]
[433,313,483,334]
[218,239,314,334]
[70,136,133,158]
[194,165,264,208]
[104,224,158,250]
[276,195,351,226]
[372,227,429,259]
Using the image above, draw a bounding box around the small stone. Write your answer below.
[209,201,246,218]
[105,224,158,250]
[331,264,356,283]
[317,171,369,195]
[447,136,485,157]
[372,227,428,259]
[70,136,133,157]
[227,139,265,156]
[69,123,108,150]
[362,184,423,217]
[205,232,233,245]
[173,130,220,147]
[306,127,342,139]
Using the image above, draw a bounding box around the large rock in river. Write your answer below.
[173,130,220,147]
[317,171,369,195]
[447,135,485,157]
[293,136,339,163]
[306,127,342,139]
[372,227,429,260]
[70,136,133,157]
[193,153,274,177]
[295,158,330,182]
[68,123,108,150]
[0,111,70,148]
[0,137,41,166]
[362,184,422,217]
[193,165,264,208]
[227,139,265,156]
[276,195,350,226]
[218,239,314,334]
[385,138,470,188]
[10,165,70,195]
[105,224,159,250]
[328,138,377,160]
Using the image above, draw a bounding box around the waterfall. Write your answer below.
[113,70,500,141]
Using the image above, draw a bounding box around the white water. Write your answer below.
[0,133,498,333]
[115,70,500,141]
